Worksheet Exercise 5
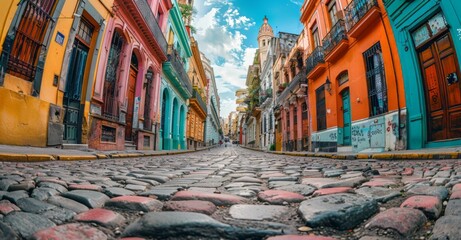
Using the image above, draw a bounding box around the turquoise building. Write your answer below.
[160,0,192,150]
[385,0,461,149]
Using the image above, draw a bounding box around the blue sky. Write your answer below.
[192,0,304,118]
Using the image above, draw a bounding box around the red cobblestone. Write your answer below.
[0,200,20,215]
[267,235,337,240]
[31,223,107,240]
[452,183,461,193]
[75,208,125,227]
[450,190,461,200]
[401,168,414,176]
[163,200,216,215]
[258,190,305,204]
[313,187,354,196]
[105,196,162,212]
[366,207,427,236]
[401,195,442,219]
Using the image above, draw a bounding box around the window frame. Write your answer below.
[363,42,388,117]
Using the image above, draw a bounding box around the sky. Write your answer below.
[191,0,304,119]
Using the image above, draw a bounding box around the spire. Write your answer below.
[258,15,274,40]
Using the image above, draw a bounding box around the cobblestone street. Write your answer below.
[1,146,461,239]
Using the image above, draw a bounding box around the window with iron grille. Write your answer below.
[316,85,326,131]
[1,0,57,81]
[302,102,308,119]
[328,0,338,26]
[269,113,273,130]
[294,106,298,125]
[263,116,267,133]
[311,23,320,48]
[103,31,125,120]
[363,42,388,116]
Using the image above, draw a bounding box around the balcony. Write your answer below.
[345,0,381,38]
[210,102,220,122]
[276,68,307,106]
[130,0,168,58]
[306,46,326,79]
[323,20,349,62]
[163,45,192,98]
[191,88,207,114]
[259,88,273,106]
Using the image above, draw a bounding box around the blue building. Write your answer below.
[385,0,461,149]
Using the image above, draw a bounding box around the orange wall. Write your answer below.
[304,0,405,132]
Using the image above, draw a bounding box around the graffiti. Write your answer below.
[329,132,337,141]
[351,126,367,144]
[387,120,397,136]
[458,29,461,40]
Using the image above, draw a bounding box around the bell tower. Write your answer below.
[257,16,274,68]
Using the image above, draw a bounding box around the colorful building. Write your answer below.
[186,37,207,149]
[243,52,261,149]
[385,0,461,149]
[275,31,307,152]
[0,0,113,147]
[89,0,171,150]
[202,53,222,146]
[301,0,406,152]
[159,0,192,150]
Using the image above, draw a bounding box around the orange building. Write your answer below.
[301,0,406,152]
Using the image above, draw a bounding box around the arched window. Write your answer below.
[337,71,348,86]
[103,31,125,120]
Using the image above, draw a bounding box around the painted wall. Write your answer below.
[385,0,461,149]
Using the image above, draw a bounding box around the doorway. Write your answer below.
[125,54,138,141]
[342,89,352,146]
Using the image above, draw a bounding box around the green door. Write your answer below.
[342,90,351,146]
[63,39,89,143]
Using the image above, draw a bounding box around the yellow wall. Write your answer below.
[0,0,18,53]
[0,88,49,146]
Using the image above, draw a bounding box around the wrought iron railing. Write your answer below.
[345,0,379,31]
[134,0,167,55]
[192,88,207,112]
[259,88,273,103]
[167,45,192,95]
[306,46,325,76]
[276,67,307,106]
[103,95,119,122]
[322,19,347,56]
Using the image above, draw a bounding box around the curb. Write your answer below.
[0,146,216,162]
[240,146,459,161]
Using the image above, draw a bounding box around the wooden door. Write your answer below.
[276,119,282,151]
[342,90,352,145]
[125,67,137,141]
[418,32,461,141]
[63,40,89,143]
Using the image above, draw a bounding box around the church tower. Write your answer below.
[257,16,274,68]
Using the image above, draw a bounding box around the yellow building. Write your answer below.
[186,37,207,149]
[0,0,113,147]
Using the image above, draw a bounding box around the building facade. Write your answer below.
[186,37,207,149]
[88,0,171,151]
[159,0,192,150]
[0,0,113,148]
[301,0,406,153]
[385,0,461,149]
[202,53,222,146]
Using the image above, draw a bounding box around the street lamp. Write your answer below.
[325,77,332,95]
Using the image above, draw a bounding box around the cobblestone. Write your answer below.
[1,147,461,239]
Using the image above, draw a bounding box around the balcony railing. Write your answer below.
[323,20,347,56]
[210,102,220,122]
[134,0,168,56]
[276,67,307,106]
[167,45,192,95]
[192,88,207,113]
[306,47,325,76]
[259,88,273,103]
[345,0,379,31]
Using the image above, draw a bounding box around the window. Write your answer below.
[363,42,388,116]
[337,71,349,86]
[2,0,57,81]
[328,1,338,26]
[311,24,320,48]
[316,85,327,131]
[103,31,125,120]
[302,102,308,119]
[294,106,298,125]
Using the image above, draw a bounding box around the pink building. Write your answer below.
[89,0,171,150]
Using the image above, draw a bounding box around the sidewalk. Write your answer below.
[241,145,461,160]
[0,144,215,162]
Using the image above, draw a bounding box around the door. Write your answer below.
[125,67,137,141]
[63,39,89,143]
[418,32,461,141]
[342,89,352,145]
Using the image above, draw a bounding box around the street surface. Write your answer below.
[0,145,460,239]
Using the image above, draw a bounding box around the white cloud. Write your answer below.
[193,0,258,118]
[289,0,303,6]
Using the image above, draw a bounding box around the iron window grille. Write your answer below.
[103,31,124,121]
[302,102,308,119]
[363,42,388,116]
[1,0,57,82]
[316,85,327,131]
